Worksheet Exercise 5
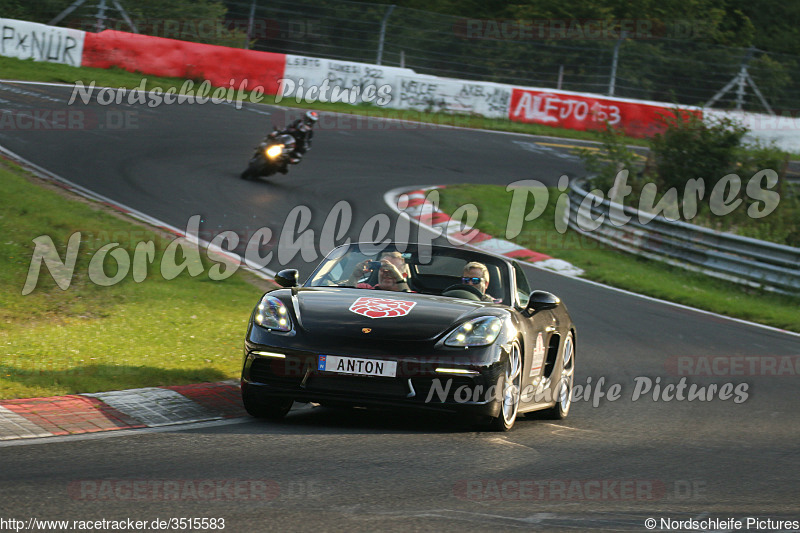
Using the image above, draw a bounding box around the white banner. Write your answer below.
[282,54,511,118]
[396,75,511,118]
[282,55,412,107]
[705,108,800,153]
[0,19,85,67]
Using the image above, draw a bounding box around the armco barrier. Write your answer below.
[81,30,286,95]
[565,179,800,294]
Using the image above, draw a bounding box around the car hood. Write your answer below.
[291,287,497,341]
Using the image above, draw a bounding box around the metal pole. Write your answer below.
[705,47,756,109]
[745,71,774,115]
[400,50,405,68]
[557,65,564,90]
[111,0,138,33]
[376,4,395,66]
[49,0,88,26]
[245,0,256,50]
[608,34,624,96]
[735,67,747,111]
[705,76,738,108]
[735,47,755,111]
[96,0,107,32]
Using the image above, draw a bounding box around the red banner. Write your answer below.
[82,31,286,95]
[509,88,701,138]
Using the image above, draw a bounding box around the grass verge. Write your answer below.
[0,160,268,399]
[438,184,800,333]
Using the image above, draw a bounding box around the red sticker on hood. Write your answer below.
[349,296,416,319]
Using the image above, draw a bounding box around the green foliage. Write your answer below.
[579,110,797,247]
[736,139,788,181]
[650,112,748,191]
[579,124,643,191]
[119,0,248,47]
[0,0,247,48]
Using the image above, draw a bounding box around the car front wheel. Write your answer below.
[485,340,522,432]
[544,331,575,420]
[242,388,293,420]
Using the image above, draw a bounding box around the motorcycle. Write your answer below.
[240,132,297,180]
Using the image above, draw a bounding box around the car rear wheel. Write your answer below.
[242,388,293,420]
[544,332,574,420]
[486,340,522,432]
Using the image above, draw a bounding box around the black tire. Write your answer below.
[242,388,293,420]
[543,331,575,420]
[483,340,522,432]
[240,166,255,180]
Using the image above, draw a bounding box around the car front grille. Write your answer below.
[305,374,408,398]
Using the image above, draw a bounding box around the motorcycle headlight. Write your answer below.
[265,144,284,159]
[254,295,292,332]
[444,316,503,347]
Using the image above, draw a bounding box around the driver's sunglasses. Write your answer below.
[462,277,484,285]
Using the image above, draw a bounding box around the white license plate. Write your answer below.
[318,355,397,377]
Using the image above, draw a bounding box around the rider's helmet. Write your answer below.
[303,110,319,126]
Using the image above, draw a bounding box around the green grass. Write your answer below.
[0,161,266,399]
[438,184,800,333]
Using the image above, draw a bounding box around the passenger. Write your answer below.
[356,252,411,292]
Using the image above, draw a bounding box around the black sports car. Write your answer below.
[240,242,576,431]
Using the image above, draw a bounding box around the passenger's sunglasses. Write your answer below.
[462,277,485,285]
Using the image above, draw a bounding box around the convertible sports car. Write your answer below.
[240,242,575,431]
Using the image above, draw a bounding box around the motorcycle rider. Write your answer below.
[264,110,318,174]
[274,110,318,165]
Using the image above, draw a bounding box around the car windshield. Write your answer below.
[304,243,513,305]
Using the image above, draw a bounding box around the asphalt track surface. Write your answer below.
[1,82,799,532]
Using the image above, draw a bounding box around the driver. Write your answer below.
[462,262,495,302]
[356,252,411,292]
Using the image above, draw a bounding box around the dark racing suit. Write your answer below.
[278,119,314,163]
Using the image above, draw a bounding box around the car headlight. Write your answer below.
[265,144,283,159]
[444,316,503,347]
[254,295,292,332]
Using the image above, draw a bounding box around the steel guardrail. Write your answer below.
[565,179,800,294]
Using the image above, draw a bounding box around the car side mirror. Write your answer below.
[274,269,299,288]
[526,290,560,314]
